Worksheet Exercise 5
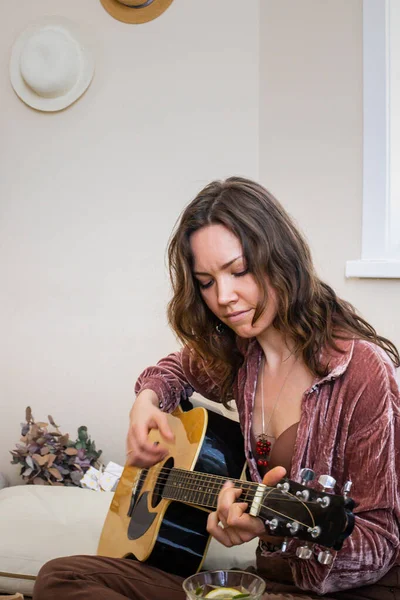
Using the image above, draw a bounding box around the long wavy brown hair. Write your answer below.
[167,177,399,403]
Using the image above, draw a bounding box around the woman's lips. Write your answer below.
[224,309,251,323]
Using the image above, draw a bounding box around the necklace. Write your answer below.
[256,354,298,468]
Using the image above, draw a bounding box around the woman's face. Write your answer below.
[190,224,278,338]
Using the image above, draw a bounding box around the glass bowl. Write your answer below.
[182,569,266,600]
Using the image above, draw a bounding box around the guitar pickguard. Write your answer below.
[127,492,157,540]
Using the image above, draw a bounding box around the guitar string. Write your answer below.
[129,483,317,531]
[165,475,317,529]
[128,466,317,529]
[134,466,277,498]
[136,465,312,506]
[261,485,315,528]
[135,464,311,501]
[134,464,280,491]
[130,480,316,531]
[159,488,316,531]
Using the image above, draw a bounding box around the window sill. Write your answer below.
[345,260,400,279]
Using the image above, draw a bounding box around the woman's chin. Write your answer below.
[228,324,257,338]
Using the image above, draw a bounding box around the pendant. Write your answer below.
[256,433,271,467]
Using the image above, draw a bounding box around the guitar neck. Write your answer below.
[162,467,258,510]
[158,466,355,551]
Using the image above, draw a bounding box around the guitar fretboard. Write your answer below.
[163,468,257,509]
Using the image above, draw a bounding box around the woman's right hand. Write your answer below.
[125,390,175,468]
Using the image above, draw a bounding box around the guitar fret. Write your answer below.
[242,483,255,505]
[191,471,200,505]
[193,472,204,506]
[162,468,260,514]
[203,473,216,508]
[193,472,202,506]
[163,470,215,507]
[178,470,187,502]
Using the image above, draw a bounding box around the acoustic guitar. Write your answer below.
[98,406,355,577]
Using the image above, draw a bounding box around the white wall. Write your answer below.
[259,0,400,358]
[1,0,399,488]
[0,0,259,485]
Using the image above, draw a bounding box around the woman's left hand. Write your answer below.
[207,466,286,547]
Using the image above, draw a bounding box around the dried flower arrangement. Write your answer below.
[10,407,102,486]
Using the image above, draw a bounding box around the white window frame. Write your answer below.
[346,0,400,278]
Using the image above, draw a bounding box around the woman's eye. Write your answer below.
[234,269,249,277]
[198,280,213,290]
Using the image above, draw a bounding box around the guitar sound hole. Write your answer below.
[151,456,174,508]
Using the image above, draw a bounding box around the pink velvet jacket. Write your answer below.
[135,338,400,595]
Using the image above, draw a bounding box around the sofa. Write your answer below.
[0,473,257,597]
[1,395,262,597]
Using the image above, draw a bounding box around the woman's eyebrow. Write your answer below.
[193,255,243,276]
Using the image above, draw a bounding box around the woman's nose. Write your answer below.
[217,280,238,305]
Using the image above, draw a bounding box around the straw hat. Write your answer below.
[9,17,95,112]
[100,0,174,24]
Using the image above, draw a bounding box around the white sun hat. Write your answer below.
[9,17,95,112]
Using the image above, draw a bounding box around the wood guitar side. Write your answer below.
[97,406,245,576]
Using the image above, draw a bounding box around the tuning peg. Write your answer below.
[276,481,290,492]
[307,526,321,539]
[296,489,310,501]
[318,549,334,565]
[296,544,313,560]
[316,495,331,508]
[281,537,289,552]
[286,521,300,535]
[342,480,352,498]
[318,474,336,493]
[299,468,315,485]
[265,518,278,531]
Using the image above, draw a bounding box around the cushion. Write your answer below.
[0,485,257,596]
[0,486,112,596]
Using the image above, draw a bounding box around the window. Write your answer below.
[346,0,400,278]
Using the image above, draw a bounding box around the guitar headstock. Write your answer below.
[258,470,355,564]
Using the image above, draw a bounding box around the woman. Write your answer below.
[34,177,400,599]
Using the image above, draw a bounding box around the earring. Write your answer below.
[216,322,225,334]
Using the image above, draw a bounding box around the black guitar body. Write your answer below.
[99,406,355,577]
[133,410,245,576]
